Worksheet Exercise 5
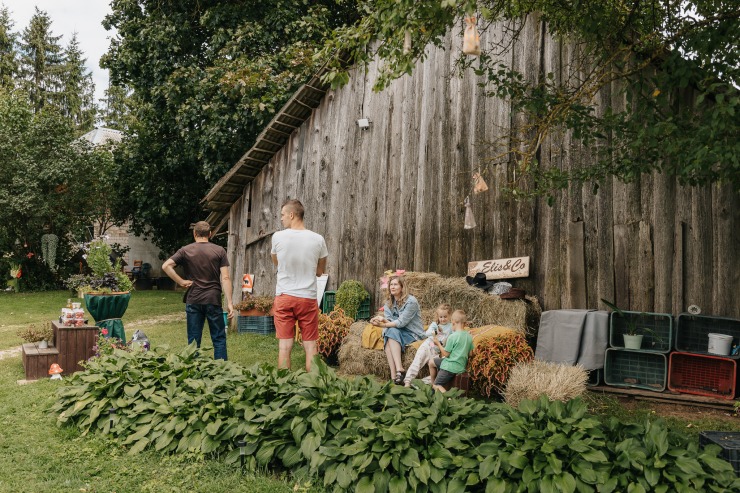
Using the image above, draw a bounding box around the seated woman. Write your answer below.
[370,275,425,384]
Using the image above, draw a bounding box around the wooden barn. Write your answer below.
[203,19,739,319]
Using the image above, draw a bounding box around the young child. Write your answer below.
[403,304,452,387]
[428,309,474,393]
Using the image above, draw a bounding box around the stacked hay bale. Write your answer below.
[337,271,541,380]
[402,272,540,335]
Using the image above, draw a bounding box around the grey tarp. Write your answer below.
[535,309,608,370]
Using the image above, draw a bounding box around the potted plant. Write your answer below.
[335,280,370,320]
[234,295,274,316]
[17,323,54,349]
[601,299,660,350]
[67,238,134,342]
[63,274,92,298]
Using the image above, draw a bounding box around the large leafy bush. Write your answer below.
[53,345,739,492]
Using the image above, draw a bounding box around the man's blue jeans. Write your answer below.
[185,304,227,360]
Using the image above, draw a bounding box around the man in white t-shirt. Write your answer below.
[271,199,328,371]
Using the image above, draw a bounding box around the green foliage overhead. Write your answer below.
[54,346,740,492]
[318,0,740,195]
[101,0,361,255]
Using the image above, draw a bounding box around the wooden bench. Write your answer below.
[21,343,60,380]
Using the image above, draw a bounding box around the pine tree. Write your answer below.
[60,33,96,132]
[100,83,133,132]
[18,7,63,112]
[0,6,18,89]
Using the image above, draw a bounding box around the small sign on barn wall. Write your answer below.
[467,256,530,280]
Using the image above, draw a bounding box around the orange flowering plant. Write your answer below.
[317,308,353,363]
[467,332,534,398]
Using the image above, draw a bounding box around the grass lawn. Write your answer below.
[0,291,736,492]
[0,290,320,493]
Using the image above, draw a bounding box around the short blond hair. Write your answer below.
[451,309,467,324]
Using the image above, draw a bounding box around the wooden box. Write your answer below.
[21,343,60,380]
[51,321,99,374]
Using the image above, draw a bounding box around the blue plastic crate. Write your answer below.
[237,316,275,335]
[321,291,371,320]
[609,311,672,353]
[699,432,740,475]
[604,348,667,392]
[587,369,602,387]
[676,314,740,359]
[321,291,336,313]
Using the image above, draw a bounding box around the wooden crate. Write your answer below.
[21,343,60,380]
[52,321,99,374]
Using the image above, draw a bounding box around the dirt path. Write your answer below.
[126,312,185,328]
[0,346,21,361]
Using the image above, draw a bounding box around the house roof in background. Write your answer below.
[201,69,332,233]
[79,127,123,146]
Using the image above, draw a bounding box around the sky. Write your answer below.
[1,0,114,104]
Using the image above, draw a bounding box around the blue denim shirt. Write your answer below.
[384,295,425,339]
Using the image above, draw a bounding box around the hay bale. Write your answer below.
[338,321,420,380]
[403,271,540,336]
[502,360,588,409]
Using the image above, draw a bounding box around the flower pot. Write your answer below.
[623,334,644,350]
[37,340,48,349]
[239,308,271,317]
[84,292,131,342]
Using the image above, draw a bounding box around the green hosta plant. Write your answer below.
[53,347,740,492]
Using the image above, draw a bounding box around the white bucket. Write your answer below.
[707,333,733,356]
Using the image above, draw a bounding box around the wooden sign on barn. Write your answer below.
[468,256,530,280]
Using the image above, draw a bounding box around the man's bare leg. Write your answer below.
[303,340,317,371]
[278,338,294,369]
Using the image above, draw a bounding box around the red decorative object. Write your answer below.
[48,363,63,375]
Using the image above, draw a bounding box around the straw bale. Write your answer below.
[339,272,542,378]
[337,321,420,380]
[503,360,588,409]
[402,271,541,335]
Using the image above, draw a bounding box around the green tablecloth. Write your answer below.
[84,293,131,342]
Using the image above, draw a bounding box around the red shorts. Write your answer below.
[273,294,319,341]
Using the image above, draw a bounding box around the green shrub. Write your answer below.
[52,346,740,493]
[335,280,369,319]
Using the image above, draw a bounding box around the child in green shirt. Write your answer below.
[428,309,474,393]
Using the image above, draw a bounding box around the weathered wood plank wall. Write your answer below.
[226,18,739,318]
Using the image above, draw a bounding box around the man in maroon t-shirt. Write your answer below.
[162,221,234,360]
